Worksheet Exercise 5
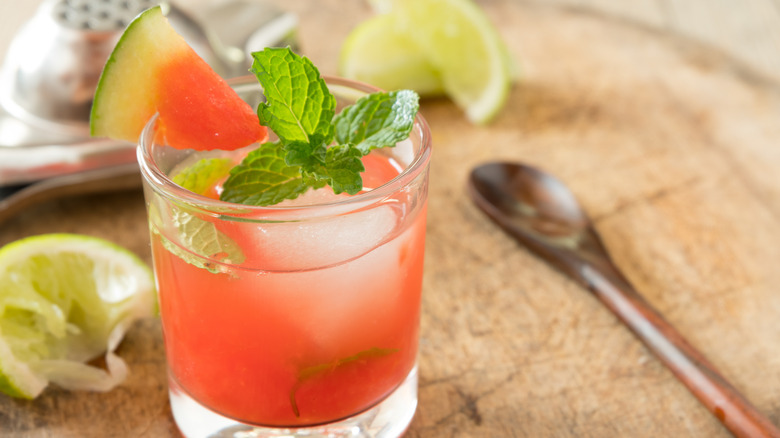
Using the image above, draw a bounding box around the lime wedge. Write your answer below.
[340,0,514,124]
[340,13,444,96]
[0,234,155,399]
[172,157,234,197]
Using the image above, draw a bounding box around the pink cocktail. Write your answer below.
[138,76,431,437]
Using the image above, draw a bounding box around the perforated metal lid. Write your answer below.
[51,0,157,31]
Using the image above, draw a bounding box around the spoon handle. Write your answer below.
[582,265,780,438]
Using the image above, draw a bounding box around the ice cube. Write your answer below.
[251,203,400,271]
[392,138,415,168]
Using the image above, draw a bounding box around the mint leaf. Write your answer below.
[250,48,335,152]
[174,209,245,265]
[155,207,245,274]
[308,144,365,194]
[284,139,326,169]
[172,158,232,195]
[334,90,420,155]
[289,347,399,417]
[220,142,323,206]
[297,347,399,380]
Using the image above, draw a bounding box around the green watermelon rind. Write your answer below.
[89,6,187,141]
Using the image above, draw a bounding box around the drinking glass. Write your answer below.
[137,75,432,438]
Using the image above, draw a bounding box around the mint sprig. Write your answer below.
[219,47,419,206]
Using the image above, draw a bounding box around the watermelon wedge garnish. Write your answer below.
[89,6,267,151]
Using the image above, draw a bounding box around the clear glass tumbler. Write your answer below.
[137,76,432,438]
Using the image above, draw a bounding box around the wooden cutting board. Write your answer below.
[3,1,780,436]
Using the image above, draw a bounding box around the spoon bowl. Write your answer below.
[468,161,780,438]
[470,162,588,240]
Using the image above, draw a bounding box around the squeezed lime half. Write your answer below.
[0,234,155,399]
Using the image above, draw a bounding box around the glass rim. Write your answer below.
[137,75,432,219]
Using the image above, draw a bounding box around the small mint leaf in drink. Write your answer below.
[334,89,420,155]
[297,347,399,381]
[249,48,335,151]
[289,347,399,417]
[162,209,245,273]
[172,158,233,196]
[221,142,323,206]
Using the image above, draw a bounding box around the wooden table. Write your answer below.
[3,1,780,436]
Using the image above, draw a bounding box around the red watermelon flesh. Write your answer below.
[90,6,267,151]
[155,52,267,151]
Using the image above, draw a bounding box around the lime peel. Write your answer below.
[0,234,155,399]
[0,336,46,398]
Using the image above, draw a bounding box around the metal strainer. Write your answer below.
[1,0,296,145]
[0,0,297,220]
[2,0,154,135]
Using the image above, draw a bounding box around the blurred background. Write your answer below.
[3,0,780,82]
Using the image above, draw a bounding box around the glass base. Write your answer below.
[169,365,418,438]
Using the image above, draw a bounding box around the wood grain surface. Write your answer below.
[3,1,780,437]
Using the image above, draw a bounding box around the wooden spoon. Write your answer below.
[468,161,780,438]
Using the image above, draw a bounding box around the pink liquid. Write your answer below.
[151,153,427,426]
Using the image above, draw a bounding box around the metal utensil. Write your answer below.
[0,0,274,134]
[0,164,140,224]
[1,0,218,134]
[0,0,298,223]
[468,161,780,438]
[0,0,297,185]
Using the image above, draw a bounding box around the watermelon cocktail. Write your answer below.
[88,5,430,435]
[137,75,432,436]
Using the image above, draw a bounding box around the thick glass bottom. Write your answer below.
[169,364,418,438]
